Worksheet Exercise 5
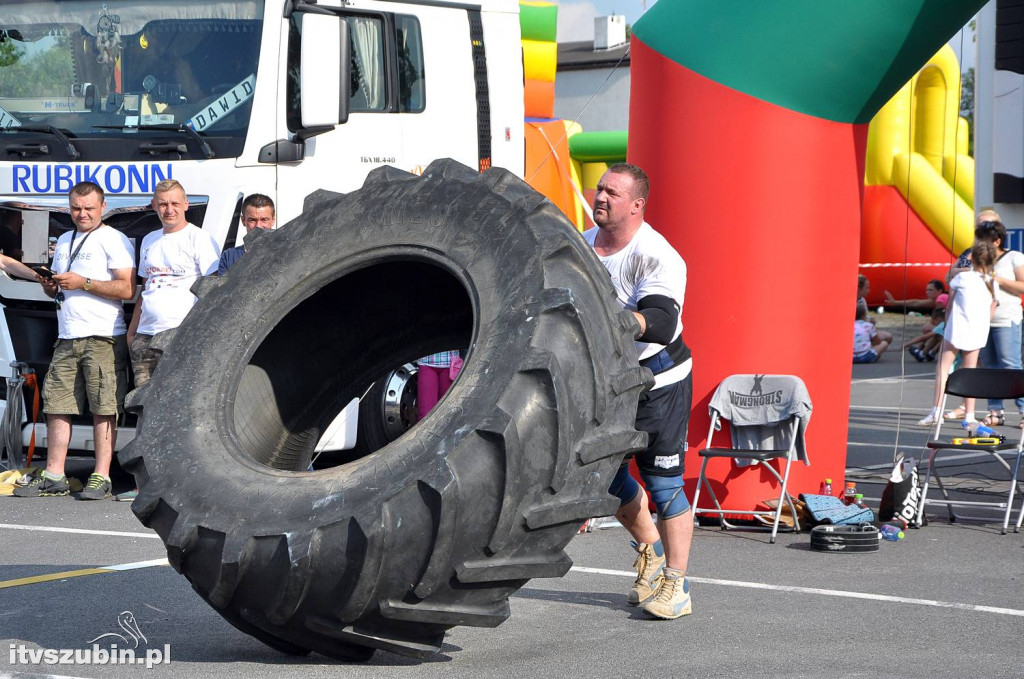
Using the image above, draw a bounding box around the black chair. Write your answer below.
[916,368,1024,534]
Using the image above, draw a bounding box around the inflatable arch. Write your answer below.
[628,1,985,508]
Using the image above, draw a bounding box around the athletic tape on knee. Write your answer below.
[643,473,690,519]
[609,463,640,506]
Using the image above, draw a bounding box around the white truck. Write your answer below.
[0,0,525,456]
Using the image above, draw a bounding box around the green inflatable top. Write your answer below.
[520,3,557,43]
[632,0,984,124]
[568,131,628,163]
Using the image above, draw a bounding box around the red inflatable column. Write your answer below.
[628,39,866,505]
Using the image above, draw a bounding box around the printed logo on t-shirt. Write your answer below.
[654,454,679,470]
[728,374,784,407]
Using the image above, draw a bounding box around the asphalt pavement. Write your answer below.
[2,343,1023,678]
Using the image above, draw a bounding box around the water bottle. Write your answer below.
[843,482,857,505]
[961,420,975,436]
[880,523,904,541]
[976,424,997,438]
[819,478,833,496]
[854,493,869,510]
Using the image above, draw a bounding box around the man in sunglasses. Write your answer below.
[218,193,275,275]
[15,181,135,499]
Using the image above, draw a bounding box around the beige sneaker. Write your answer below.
[627,541,665,605]
[643,571,692,620]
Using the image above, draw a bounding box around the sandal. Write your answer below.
[981,411,1006,427]
[943,406,967,420]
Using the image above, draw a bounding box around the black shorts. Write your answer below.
[633,373,692,477]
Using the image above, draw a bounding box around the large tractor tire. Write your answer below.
[119,159,652,660]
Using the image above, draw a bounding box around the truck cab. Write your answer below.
[0,0,524,456]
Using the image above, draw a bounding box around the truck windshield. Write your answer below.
[0,1,264,156]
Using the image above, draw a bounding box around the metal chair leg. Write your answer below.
[691,458,708,527]
[1001,450,1023,534]
[917,449,938,528]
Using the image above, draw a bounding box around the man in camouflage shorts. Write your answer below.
[15,182,135,499]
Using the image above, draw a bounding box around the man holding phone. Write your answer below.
[14,181,135,499]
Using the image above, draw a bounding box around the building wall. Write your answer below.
[975,0,1024,228]
[553,68,631,131]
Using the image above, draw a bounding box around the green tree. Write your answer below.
[960,66,974,156]
[0,39,22,68]
[0,36,73,98]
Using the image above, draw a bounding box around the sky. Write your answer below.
[553,0,655,42]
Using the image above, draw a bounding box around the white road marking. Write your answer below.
[851,373,933,384]
[848,404,933,414]
[851,451,1011,470]
[0,523,160,539]
[568,566,1024,617]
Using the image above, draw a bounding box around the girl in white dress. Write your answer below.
[919,241,999,426]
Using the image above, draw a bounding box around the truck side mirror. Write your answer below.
[300,14,350,128]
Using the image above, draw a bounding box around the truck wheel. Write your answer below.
[352,363,420,458]
[118,159,652,660]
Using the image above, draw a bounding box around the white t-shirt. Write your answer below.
[137,223,220,334]
[51,225,134,339]
[853,319,876,355]
[991,249,1024,327]
[945,271,996,351]
[583,221,687,361]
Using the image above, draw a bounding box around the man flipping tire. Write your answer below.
[585,163,694,620]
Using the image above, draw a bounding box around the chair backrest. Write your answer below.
[945,368,1024,400]
[707,374,812,427]
[706,374,812,463]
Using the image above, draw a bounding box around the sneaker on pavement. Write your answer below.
[627,541,666,605]
[79,473,112,500]
[918,412,940,427]
[13,472,70,497]
[643,573,692,620]
[115,489,139,502]
[908,347,925,362]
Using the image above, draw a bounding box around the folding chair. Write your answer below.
[692,374,812,544]
[916,368,1024,534]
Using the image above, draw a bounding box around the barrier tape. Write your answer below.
[858,262,952,268]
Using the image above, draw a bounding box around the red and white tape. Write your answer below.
[858,262,952,268]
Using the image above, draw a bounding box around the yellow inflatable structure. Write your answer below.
[861,45,974,300]
[520,1,586,228]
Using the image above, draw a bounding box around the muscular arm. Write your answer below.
[635,294,680,345]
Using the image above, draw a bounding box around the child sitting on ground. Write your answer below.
[857,275,893,344]
[918,241,999,426]
[853,305,890,363]
[903,307,945,362]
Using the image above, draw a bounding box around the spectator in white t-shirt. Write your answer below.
[964,219,1024,428]
[14,181,135,500]
[126,179,220,388]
